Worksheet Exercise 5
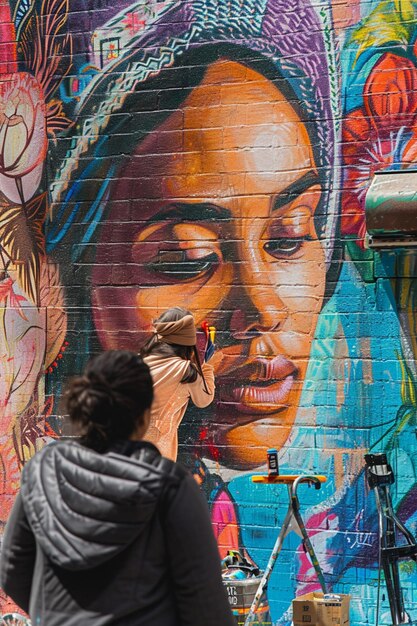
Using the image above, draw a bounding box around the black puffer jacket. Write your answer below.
[0,440,235,626]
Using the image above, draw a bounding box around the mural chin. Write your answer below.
[212,412,299,470]
[201,369,304,469]
[201,407,301,470]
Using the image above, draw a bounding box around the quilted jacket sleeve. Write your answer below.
[164,473,235,626]
[0,491,36,613]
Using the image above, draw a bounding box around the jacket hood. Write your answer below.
[20,440,179,571]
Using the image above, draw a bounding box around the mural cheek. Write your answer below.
[134,262,233,324]
[276,263,326,319]
[91,286,144,350]
[93,259,233,352]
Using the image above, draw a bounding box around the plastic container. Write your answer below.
[267,448,279,476]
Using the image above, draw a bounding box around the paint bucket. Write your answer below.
[222,551,271,625]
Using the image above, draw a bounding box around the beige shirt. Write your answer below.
[143,355,215,461]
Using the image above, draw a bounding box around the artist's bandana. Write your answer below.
[153,315,197,346]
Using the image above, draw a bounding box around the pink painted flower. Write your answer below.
[0,72,47,204]
[342,52,417,247]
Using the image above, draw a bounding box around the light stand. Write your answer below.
[365,453,417,625]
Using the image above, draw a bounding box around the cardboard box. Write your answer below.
[292,592,350,626]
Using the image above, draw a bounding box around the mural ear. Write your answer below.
[39,259,67,370]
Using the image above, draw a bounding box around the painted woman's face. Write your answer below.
[92,60,326,469]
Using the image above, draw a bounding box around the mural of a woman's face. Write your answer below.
[92,60,326,469]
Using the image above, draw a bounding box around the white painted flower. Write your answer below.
[0,73,47,204]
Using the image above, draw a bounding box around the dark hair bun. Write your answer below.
[65,351,153,452]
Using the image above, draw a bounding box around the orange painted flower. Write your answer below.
[342,52,417,247]
[0,72,47,204]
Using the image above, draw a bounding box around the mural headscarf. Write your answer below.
[47,0,340,269]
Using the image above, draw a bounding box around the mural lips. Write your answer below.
[218,356,298,419]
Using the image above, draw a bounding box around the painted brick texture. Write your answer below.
[1,0,417,624]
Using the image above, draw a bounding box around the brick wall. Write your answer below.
[1,0,417,623]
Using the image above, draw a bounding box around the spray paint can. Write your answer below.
[267,448,279,476]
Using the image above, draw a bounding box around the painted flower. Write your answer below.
[0,73,47,205]
[342,52,417,247]
[0,276,28,320]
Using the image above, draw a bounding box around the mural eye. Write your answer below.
[264,238,304,258]
[147,249,219,280]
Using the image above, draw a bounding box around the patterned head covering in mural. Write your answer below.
[47,0,340,266]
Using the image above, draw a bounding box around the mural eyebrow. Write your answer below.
[272,171,322,212]
[147,202,232,222]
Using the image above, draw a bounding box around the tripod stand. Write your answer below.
[365,453,417,625]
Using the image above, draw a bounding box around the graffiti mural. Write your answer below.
[0,0,68,616]
[2,0,417,624]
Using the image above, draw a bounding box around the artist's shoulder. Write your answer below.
[144,354,190,373]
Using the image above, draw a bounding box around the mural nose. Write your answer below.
[229,305,280,340]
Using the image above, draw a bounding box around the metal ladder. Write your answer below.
[244,474,328,626]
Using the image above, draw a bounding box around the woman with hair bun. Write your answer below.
[141,307,215,461]
[0,350,234,626]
